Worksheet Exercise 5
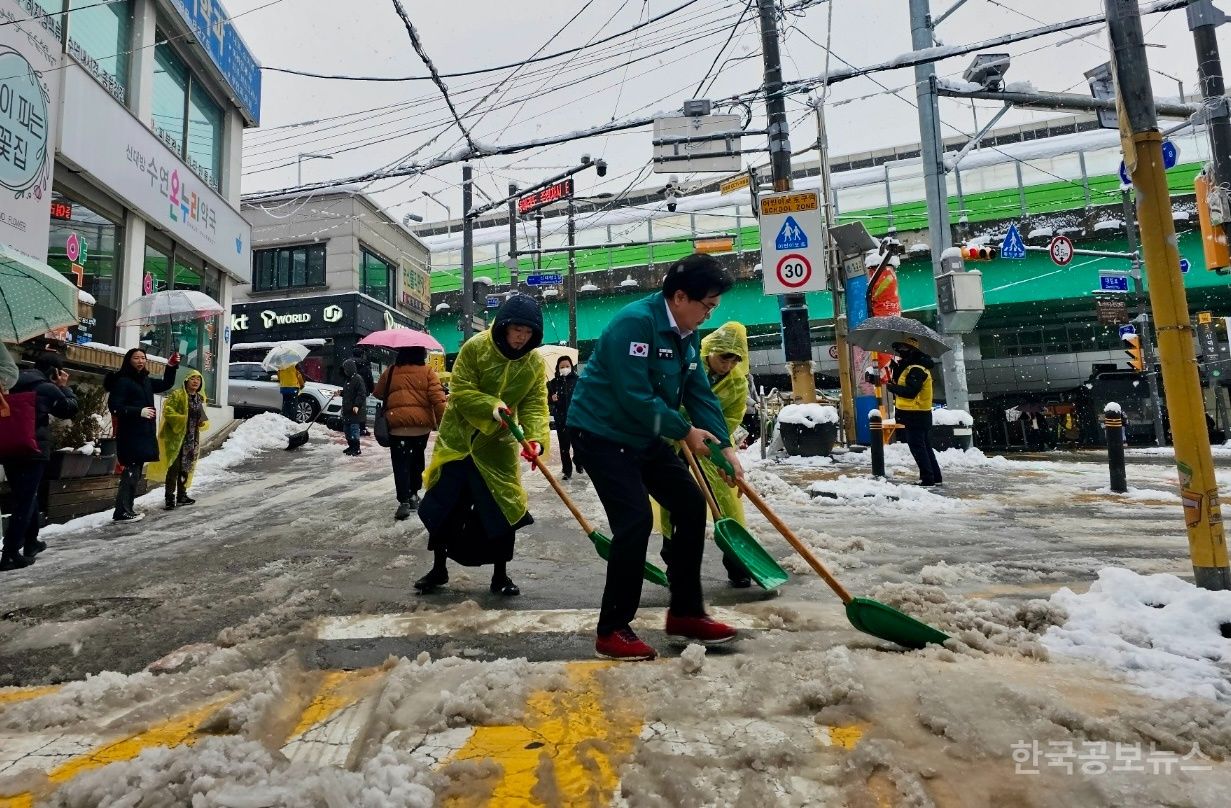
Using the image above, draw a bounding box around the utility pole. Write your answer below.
[1121,188,1166,446]
[1108,0,1229,590]
[1188,0,1231,244]
[567,196,578,349]
[909,0,970,413]
[507,182,520,293]
[535,212,543,271]
[461,163,475,341]
[757,0,816,403]
[815,102,856,441]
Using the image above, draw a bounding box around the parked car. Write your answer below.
[227,362,343,424]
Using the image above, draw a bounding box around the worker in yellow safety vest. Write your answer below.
[885,337,942,487]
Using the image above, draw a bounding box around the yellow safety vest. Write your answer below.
[895,363,933,411]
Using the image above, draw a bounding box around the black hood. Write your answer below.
[896,348,935,369]
[492,294,544,360]
[342,358,358,378]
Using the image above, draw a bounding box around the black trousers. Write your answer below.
[555,426,582,476]
[390,434,429,501]
[899,410,942,485]
[164,450,188,502]
[572,429,707,635]
[114,462,144,517]
[2,459,45,555]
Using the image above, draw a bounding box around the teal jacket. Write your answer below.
[569,292,731,450]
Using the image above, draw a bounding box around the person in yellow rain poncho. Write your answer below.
[415,294,549,598]
[658,321,754,587]
[147,369,209,511]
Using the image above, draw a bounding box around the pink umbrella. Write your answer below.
[358,329,444,352]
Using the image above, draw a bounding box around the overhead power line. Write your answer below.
[262,0,704,83]
[389,0,477,154]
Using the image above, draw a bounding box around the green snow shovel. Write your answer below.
[680,443,789,591]
[500,411,669,588]
[707,444,950,649]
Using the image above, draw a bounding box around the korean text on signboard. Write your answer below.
[167,0,262,124]
[518,178,574,215]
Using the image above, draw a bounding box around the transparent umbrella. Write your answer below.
[261,341,311,371]
[117,289,223,325]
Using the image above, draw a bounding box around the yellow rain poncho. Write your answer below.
[147,370,210,488]
[423,330,550,525]
[659,321,750,537]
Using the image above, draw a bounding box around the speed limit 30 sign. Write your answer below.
[775,253,812,288]
[760,190,826,294]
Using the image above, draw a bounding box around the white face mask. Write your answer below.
[559,366,572,376]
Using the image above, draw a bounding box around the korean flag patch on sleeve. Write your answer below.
[629,342,649,357]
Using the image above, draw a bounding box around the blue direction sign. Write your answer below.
[774,216,809,250]
[526,273,563,286]
[1180,257,1191,274]
[485,295,502,309]
[1001,224,1027,260]
[1118,324,1137,338]
[1099,274,1130,293]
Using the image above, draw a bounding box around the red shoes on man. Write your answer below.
[596,614,737,661]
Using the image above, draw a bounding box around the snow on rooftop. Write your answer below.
[1094,219,1124,232]
[77,289,96,306]
[1027,227,1054,240]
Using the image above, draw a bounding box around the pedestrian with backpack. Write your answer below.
[373,346,447,519]
[0,352,78,569]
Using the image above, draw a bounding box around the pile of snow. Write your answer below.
[840,442,1016,471]
[907,242,930,255]
[191,413,302,487]
[931,408,973,426]
[936,77,982,93]
[1104,401,1122,414]
[1043,568,1231,701]
[777,404,839,427]
[48,737,439,807]
[1003,80,1036,93]
[1027,227,1054,240]
[807,475,967,512]
[77,289,96,306]
[1093,219,1124,232]
[1095,486,1178,501]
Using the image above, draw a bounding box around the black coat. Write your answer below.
[342,374,368,424]
[8,369,78,459]
[106,364,177,464]
[547,373,578,425]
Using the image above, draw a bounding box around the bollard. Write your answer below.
[869,410,886,479]
[1104,403,1128,493]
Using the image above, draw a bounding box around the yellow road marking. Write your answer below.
[0,696,234,808]
[0,687,60,707]
[284,668,383,743]
[443,661,641,807]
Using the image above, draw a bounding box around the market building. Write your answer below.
[233,188,432,384]
[1,0,260,415]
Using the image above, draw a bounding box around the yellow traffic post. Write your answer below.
[1109,0,1231,589]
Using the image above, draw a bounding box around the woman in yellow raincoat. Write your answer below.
[414,294,549,597]
[147,369,209,510]
[659,321,754,587]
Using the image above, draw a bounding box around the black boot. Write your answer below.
[164,497,177,511]
[394,501,412,521]
[0,552,32,571]
[490,575,521,596]
[414,566,448,593]
[23,540,47,559]
[176,494,195,506]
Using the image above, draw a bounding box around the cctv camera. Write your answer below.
[580,154,592,165]
[668,200,678,213]
[595,159,607,177]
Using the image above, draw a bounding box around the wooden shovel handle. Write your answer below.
[679,443,722,520]
[737,479,854,604]
[500,410,596,535]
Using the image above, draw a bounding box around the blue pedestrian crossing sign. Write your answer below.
[1001,224,1027,260]
[774,216,809,251]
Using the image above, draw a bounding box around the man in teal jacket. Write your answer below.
[569,253,745,661]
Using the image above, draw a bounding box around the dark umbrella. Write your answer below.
[847,315,951,358]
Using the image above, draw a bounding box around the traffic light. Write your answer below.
[1123,333,1144,371]
[960,245,1000,261]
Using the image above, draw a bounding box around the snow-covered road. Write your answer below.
[0,417,1228,805]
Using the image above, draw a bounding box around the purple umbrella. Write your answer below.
[358,329,444,352]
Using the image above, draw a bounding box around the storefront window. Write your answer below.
[141,242,173,359]
[152,37,188,156]
[361,247,394,305]
[187,83,223,190]
[254,244,326,291]
[67,0,132,103]
[137,243,221,398]
[45,193,123,346]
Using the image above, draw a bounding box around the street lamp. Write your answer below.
[296,152,333,185]
[422,191,452,236]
